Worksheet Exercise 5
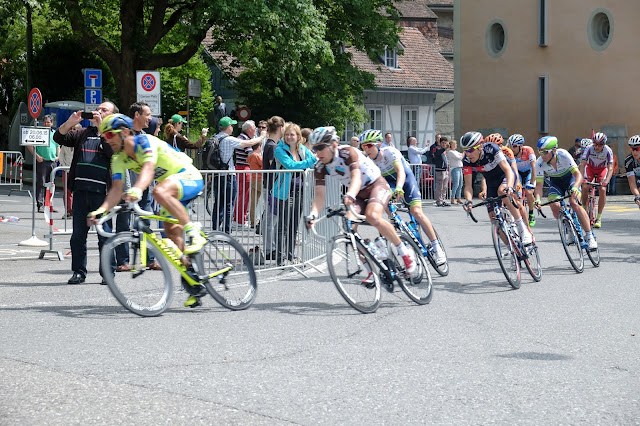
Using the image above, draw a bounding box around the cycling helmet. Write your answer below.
[537,136,558,150]
[308,126,338,145]
[359,129,383,145]
[99,114,134,135]
[459,131,484,149]
[506,134,525,147]
[628,135,640,147]
[485,133,504,146]
[593,132,608,144]
[580,138,593,149]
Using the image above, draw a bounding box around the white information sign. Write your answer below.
[20,126,50,146]
[136,70,161,116]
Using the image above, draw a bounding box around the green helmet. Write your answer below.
[99,114,133,135]
[359,129,383,146]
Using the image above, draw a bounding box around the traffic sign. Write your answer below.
[85,89,102,107]
[188,78,201,97]
[237,107,251,121]
[28,88,42,119]
[137,70,161,116]
[84,69,102,88]
[20,126,50,146]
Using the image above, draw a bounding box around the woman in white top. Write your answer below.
[446,139,465,204]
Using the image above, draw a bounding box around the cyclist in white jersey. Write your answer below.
[360,129,446,265]
[305,126,416,276]
[625,135,640,206]
[533,136,597,250]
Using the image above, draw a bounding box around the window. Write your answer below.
[403,109,418,141]
[366,107,383,131]
[588,9,613,51]
[538,75,549,134]
[538,0,548,47]
[343,122,357,143]
[486,19,507,57]
[384,47,399,69]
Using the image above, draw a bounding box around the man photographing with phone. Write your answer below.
[53,101,119,285]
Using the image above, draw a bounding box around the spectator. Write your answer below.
[446,139,464,204]
[213,96,227,129]
[58,124,77,219]
[247,142,263,228]
[262,116,286,260]
[53,101,117,285]
[273,123,317,265]
[143,116,162,137]
[211,116,264,233]
[407,136,429,182]
[233,120,257,226]
[382,132,394,148]
[163,114,208,152]
[350,136,360,148]
[568,137,583,162]
[28,115,59,213]
[434,137,450,206]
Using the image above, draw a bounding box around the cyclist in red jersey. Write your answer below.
[579,132,613,228]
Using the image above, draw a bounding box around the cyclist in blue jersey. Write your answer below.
[533,136,597,250]
[360,129,446,266]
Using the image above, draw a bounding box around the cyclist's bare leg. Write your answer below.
[548,201,561,219]
[152,180,190,225]
[580,181,590,207]
[365,202,402,246]
[597,181,606,215]
[164,222,185,251]
[410,205,438,241]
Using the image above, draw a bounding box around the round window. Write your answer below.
[588,9,613,50]
[486,20,507,57]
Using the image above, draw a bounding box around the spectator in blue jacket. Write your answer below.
[273,123,317,266]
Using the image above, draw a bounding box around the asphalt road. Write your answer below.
[1,190,639,425]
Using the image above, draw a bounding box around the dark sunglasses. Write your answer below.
[593,141,605,146]
[631,147,640,152]
[257,126,267,129]
[312,143,329,153]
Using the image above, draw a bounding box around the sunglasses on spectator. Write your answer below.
[103,130,122,140]
[312,143,329,153]
[538,149,553,155]
[631,147,640,152]
[464,144,482,154]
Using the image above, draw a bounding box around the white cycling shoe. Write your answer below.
[433,246,447,266]
[521,230,533,245]
[587,238,598,251]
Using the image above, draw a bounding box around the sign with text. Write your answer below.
[188,78,201,97]
[84,89,102,111]
[137,70,161,116]
[20,126,50,146]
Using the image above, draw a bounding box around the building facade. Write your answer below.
[454,0,640,162]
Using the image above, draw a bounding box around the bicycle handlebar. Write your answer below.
[95,201,153,238]
[306,203,366,238]
[466,194,510,223]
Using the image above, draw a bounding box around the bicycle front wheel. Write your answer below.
[558,216,584,273]
[491,221,521,289]
[420,226,448,277]
[588,192,597,225]
[100,232,173,317]
[523,242,542,282]
[389,234,433,304]
[200,231,257,310]
[328,235,381,313]
[586,233,601,267]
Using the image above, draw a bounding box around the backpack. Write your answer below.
[202,134,229,170]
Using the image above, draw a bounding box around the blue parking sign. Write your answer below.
[84,69,102,88]
[85,89,102,106]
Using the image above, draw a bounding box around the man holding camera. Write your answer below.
[53,101,118,285]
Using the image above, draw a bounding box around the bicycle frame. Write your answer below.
[387,202,429,257]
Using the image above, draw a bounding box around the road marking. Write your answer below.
[605,205,639,213]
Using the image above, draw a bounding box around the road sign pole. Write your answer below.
[185,76,190,139]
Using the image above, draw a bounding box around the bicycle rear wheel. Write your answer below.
[558,216,584,273]
[420,226,449,277]
[389,234,433,304]
[491,221,521,289]
[586,233,601,267]
[523,242,542,282]
[200,231,257,310]
[328,235,381,313]
[101,232,173,317]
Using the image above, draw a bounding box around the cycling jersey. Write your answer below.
[501,146,516,164]
[535,148,578,200]
[111,134,203,202]
[513,146,536,172]
[625,154,640,185]
[314,146,381,190]
[373,146,421,206]
[462,143,507,187]
[580,145,613,169]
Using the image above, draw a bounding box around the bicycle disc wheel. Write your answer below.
[523,242,542,282]
[586,234,601,267]
[491,221,521,289]
[389,234,433,304]
[328,235,381,313]
[101,232,173,317]
[420,226,449,277]
[558,216,584,273]
[200,231,257,310]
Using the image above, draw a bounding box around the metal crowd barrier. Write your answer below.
[409,163,453,202]
[0,151,26,194]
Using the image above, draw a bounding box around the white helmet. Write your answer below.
[628,135,640,147]
[506,134,525,147]
[580,138,593,149]
[308,126,339,145]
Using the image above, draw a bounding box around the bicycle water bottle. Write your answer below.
[407,220,418,236]
[374,237,388,260]
[1,216,19,222]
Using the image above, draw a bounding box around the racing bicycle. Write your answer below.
[467,194,542,289]
[584,180,604,226]
[96,202,257,317]
[309,204,432,313]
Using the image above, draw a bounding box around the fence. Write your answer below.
[0,151,25,193]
